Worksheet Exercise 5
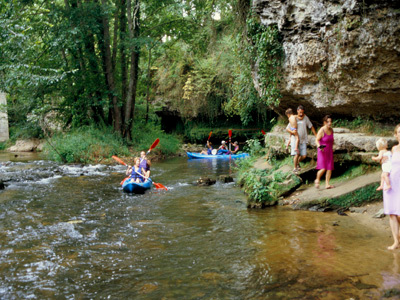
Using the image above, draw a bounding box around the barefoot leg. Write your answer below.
[315,169,325,189]
[388,215,400,250]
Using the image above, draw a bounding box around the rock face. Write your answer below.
[252,0,400,120]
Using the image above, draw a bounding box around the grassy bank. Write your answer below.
[43,124,181,164]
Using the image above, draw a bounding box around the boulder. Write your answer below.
[252,0,400,121]
[7,139,44,152]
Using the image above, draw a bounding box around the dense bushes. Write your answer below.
[131,123,181,156]
[44,126,130,164]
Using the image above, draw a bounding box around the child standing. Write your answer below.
[372,138,392,191]
[285,108,299,154]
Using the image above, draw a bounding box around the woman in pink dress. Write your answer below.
[314,115,334,189]
[383,124,400,250]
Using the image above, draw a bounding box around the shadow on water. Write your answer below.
[0,153,399,299]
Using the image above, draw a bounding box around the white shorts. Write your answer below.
[291,142,307,156]
[382,161,392,173]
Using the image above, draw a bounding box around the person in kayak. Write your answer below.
[126,157,146,183]
[217,141,229,155]
[200,140,213,155]
[230,141,239,154]
[139,151,151,179]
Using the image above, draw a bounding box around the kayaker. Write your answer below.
[126,157,146,183]
[139,151,151,179]
[200,140,213,155]
[217,141,229,155]
[230,141,239,154]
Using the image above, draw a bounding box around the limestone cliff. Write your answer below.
[252,0,400,120]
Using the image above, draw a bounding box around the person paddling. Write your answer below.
[230,141,239,154]
[139,151,151,179]
[126,157,146,183]
[200,140,213,155]
[217,141,229,155]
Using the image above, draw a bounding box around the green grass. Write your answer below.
[44,126,130,163]
[131,123,181,156]
[333,117,394,136]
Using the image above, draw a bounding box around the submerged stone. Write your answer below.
[196,177,216,186]
[219,175,233,183]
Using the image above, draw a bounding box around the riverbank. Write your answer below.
[244,125,396,239]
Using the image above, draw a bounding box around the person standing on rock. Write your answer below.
[314,115,334,189]
[383,124,400,250]
[286,105,317,172]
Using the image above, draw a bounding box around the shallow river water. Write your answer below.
[0,152,399,299]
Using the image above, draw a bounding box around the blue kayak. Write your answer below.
[186,152,249,160]
[122,178,152,194]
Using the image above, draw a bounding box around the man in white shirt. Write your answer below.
[286,105,317,172]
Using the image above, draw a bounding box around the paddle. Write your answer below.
[207,131,212,140]
[261,129,266,135]
[146,138,160,155]
[111,155,167,190]
[228,129,232,153]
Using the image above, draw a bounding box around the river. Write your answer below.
[0,152,399,299]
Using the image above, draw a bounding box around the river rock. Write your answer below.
[219,175,234,183]
[252,0,400,121]
[0,181,4,190]
[7,139,45,152]
[196,177,216,186]
[349,207,367,214]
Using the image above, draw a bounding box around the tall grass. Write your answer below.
[44,126,130,163]
[131,123,181,156]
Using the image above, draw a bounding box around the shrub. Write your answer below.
[131,123,181,156]
[44,126,130,163]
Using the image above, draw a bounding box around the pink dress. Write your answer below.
[316,130,334,170]
[383,150,400,215]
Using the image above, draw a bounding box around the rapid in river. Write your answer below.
[0,152,399,299]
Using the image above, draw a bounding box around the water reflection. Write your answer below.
[0,154,398,298]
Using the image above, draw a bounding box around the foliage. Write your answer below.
[333,117,394,136]
[235,153,301,205]
[237,165,301,205]
[44,126,130,164]
[1,0,278,156]
[131,122,181,156]
[245,18,284,107]
[243,138,264,156]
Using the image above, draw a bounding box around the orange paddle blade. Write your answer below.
[208,131,212,140]
[261,129,266,135]
[228,129,232,138]
[112,155,127,166]
[154,182,168,190]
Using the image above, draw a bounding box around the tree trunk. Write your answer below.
[124,0,140,140]
[145,47,151,124]
[119,0,127,123]
[100,0,122,133]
